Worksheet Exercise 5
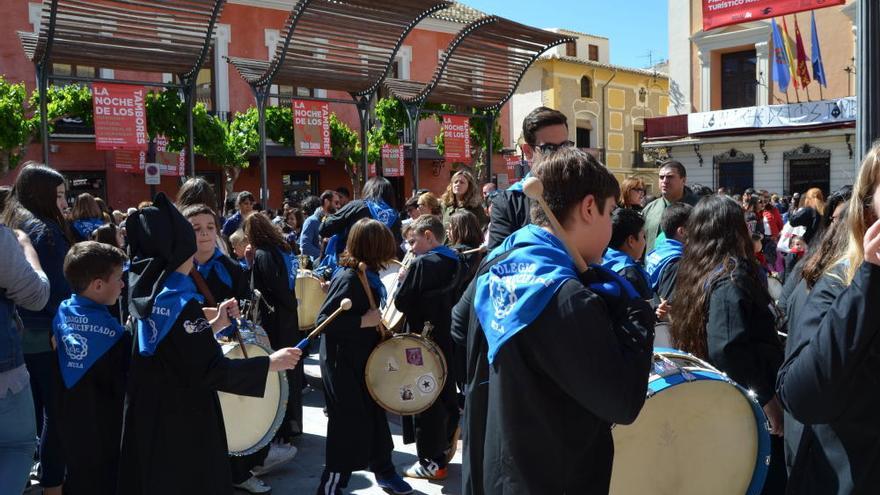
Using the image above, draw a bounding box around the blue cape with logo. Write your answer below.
[366,199,399,230]
[474,225,578,364]
[53,294,126,388]
[645,238,684,291]
[136,271,204,356]
[72,217,105,240]
[276,247,299,291]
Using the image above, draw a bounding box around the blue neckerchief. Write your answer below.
[475,225,578,364]
[276,247,299,291]
[366,200,399,230]
[237,258,249,270]
[315,235,341,280]
[429,245,460,261]
[195,248,232,289]
[507,172,531,192]
[136,272,204,356]
[365,269,387,308]
[645,238,684,291]
[602,248,649,288]
[588,263,641,300]
[53,294,125,388]
[72,218,104,240]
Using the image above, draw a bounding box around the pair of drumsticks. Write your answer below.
[295,177,576,350]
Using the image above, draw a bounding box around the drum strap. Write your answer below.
[190,268,217,307]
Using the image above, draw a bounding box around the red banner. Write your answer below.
[151,135,186,177]
[504,154,521,184]
[381,144,405,177]
[114,150,145,173]
[293,99,331,157]
[442,116,470,161]
[703,0,844,30]
[92,83,148,151]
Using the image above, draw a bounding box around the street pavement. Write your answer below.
[246,349,464,495]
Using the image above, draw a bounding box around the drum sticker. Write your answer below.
[386,358,400,373]
[183,318,211,334]
[400,385,415,402]
[405,348,424,366]
[417,373,437,395]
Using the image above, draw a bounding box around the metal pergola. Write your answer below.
[18,0,225,176]
[383,16,573,190]
[226,0,452,204]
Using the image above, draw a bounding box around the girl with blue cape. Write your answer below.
[117,193,302,495]
[70,192,107,242]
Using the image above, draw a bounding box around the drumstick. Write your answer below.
[521,177,588,273]
[358,262,389,337]
[294,298,352,350]
[460,245,487,256]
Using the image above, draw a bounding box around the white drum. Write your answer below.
[217,322,288,456]
[365,333,447,415]
[610,348,771,495]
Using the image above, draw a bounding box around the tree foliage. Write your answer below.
[0,78,35,175]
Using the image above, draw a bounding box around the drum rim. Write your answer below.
[219,341,290,456]
[645,349,771,495]
[365,333,448,416]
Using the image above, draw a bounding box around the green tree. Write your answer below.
[0,78,34,176]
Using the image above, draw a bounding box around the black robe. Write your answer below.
[316,267,394,474]
[251,246,303,437]
[486,190,531,250]
[54,336,128,495]
[704,266,786,494]
[778,262,880,495]
[318,200,404,256]
[118,299,270,495]
[455,249,654,494]
[394,251,461,462]
[619,265,652,300]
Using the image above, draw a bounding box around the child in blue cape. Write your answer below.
[602,208,651,299]
[52,241,128,494]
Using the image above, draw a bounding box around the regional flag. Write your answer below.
[811,11,828,88]
[771,19,791,93]
[794,15,812,88]
[781,17,799,90]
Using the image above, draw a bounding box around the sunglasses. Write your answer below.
[534,140,575,154]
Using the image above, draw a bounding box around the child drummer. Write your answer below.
[314,218,413,495]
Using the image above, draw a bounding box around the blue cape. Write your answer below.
[315,235,340,280]
[365,269,387,308]
[195,248,232,289]
[602,248,649,288]
[645,238,684,291]
[136,272,204,356]
[276,247,299,291]
[428,245,460,261]
[474,225,578,364]
[366,199,399,230]
[72,218,105,240]
[507,172,532,192]
[53,294,125,388]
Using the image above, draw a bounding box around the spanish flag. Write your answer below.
[781,17,799,90]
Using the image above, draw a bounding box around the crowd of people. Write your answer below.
[0,104,879,495]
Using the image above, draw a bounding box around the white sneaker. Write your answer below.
[251,442,298,476]
[233,475,272,494]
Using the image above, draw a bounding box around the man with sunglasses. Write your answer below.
[642,161,699,253]
[486,107,572,249]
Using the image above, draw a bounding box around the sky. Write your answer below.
[463,0,669,69]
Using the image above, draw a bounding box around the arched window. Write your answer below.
[580,76,592,98]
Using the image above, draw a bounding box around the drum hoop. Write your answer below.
[221,341,290,457]
[365,334,448,416]
[641,351,771,495]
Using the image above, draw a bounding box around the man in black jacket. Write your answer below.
[487,106,571,249]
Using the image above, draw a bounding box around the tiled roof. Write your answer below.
[430,2,487,24]
[539,54,669,78]
[550,28,608,40]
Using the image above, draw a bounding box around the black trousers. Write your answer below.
[230,444,270,484]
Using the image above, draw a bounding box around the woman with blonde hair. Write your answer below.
[417,192,442,217]
[777,142,880,494]
[800,187,826,216]
[619,176,646,211]
[440,170,488,229]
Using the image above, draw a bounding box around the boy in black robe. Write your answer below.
[52,241,128,495]
[464,148,654,493]
[394,215,462,480]
[601,207,652,299]
[117,193,302,495]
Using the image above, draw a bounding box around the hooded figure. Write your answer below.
[118,193,272,495]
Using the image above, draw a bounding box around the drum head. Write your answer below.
[611,375,766,495]
[218,343,288,455]
[296,271,325,330]
[365,334,447,415]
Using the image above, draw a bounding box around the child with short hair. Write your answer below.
[229,229,250,268]
[52,241,128,494]
[602,208,651,299]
